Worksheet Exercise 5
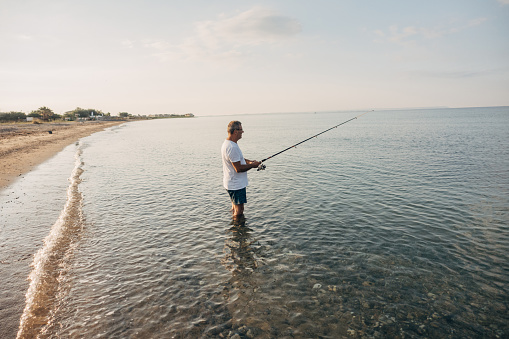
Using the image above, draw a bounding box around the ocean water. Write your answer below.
[1,107,508,338]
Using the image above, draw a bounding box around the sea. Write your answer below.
[1,107,508,338]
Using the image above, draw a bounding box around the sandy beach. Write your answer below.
[0,121,125,190]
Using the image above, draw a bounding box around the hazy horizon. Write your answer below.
[1,0,508,116]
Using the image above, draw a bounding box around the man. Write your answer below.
[221,121,261,219]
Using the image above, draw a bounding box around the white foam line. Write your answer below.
[17,143,85,339]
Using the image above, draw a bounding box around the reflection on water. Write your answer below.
[216,213,508,338]
[1,108,507,338]
[222,217,259,277]
[217,217,262,337]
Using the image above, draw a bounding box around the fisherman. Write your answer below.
[221,121,261,219]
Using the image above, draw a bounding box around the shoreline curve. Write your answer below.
[0,121,125,191]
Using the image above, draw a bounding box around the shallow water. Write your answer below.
[1,107,508,338]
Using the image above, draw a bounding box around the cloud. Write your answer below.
[374,18,487,45]
[144,7,302,63]
[497,0,509,4]
[389,25,419,44]
[143,40,169,51]
[196,7,302,45]
[407,68,497,79]
[16,34,33,41]
[121,39,134,49]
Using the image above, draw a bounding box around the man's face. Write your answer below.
[236,125,244,140]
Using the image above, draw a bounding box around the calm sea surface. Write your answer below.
[1,107,508,338]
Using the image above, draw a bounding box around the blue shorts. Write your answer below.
[227,187,247,205]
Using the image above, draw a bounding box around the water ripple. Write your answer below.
[9,108,508,338]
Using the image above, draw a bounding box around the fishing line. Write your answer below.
[257,110,372,171]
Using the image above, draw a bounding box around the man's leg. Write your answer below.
[228,188,246,218]
[233,203,244,218]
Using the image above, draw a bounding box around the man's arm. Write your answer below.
[244,159,258,166]
[231,160,261,173]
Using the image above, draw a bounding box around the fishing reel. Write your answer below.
[257,163,266,171]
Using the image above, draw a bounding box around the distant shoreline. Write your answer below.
[0,120,125,190]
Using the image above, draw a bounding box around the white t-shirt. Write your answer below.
[221,139,248,190]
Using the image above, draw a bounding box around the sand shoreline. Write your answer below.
[0,120,126,190]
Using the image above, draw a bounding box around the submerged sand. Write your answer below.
[0,121,125,190]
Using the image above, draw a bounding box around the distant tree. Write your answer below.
[28,111,42,118]
[73,107,90,118]
[63,111,76,121]
[119,112,129,118]
[30,107,55,121]
[0,111,26,122]
[38,106,54,121]
[71,107,104,119]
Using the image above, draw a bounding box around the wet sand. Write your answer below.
[0,121,125,191]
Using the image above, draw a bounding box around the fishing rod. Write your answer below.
[257,110,372,171]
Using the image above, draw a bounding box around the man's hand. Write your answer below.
[231,160,261,173]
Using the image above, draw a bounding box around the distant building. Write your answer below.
[147,113,194,118]
[90,111,104,120]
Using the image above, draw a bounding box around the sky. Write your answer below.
[1,0,508,116]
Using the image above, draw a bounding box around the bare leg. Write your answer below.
[232,203,244,219]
